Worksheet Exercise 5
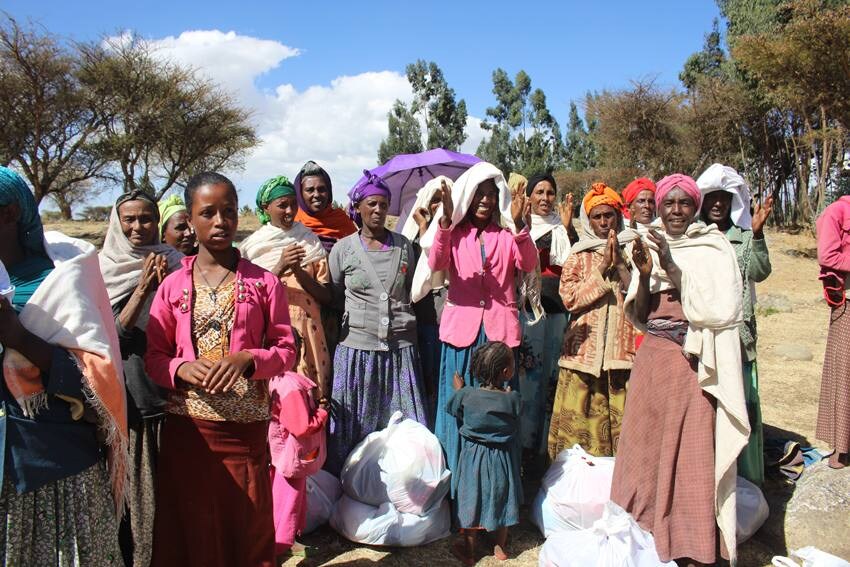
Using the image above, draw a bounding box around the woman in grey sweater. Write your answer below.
[325,171,428,473]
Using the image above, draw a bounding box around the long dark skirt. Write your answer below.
[120,414,163,567]
[151,415,273,567]
[817,302,850,454]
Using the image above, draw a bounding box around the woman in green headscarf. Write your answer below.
[239,175,332,398]
[158,195,196,255]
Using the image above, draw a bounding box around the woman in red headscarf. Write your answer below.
[547,183,638,460]
[621,177,656,227]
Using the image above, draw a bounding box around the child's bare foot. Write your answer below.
[451,539,476,566]
[493,544,508,561]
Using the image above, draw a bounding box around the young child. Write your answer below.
[446,341,522,565]
[268,331,329,560]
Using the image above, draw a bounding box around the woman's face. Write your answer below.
[264,195,298,230]
[357,195,389,232]
[162,211,196,255]
[628,190,657,225]
[659,187,697,236]
[300,175,330,214]
[428,190,443,218]
[529,180,557,216]
[467,180,499,223]
[588,204,619,239]
[700,190,733,226]
[188,183,239,252]
[118,199,158,247]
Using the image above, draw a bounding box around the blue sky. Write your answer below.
[4,0,722,207]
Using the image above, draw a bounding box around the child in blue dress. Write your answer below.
[446,341,522,565]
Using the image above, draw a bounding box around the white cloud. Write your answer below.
[121,30,483,205]
[461,115,487,155]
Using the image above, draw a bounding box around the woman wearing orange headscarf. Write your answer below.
[547,183,638,459]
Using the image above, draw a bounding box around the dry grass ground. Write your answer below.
[42,220,841,566]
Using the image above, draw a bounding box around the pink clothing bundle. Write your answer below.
[145,255,296,388]
[428,220,538,348]
[269,371,329,553]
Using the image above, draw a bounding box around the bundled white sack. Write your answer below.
[530,487,577,537]
[330,494,451,547]
[736,475,769,543]
[538,502,676,567]
[341,411,451,515]
[772,547,850,567]
[304,470,342,534]
[532,444,615,536]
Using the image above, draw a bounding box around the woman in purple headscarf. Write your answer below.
[324,171,428,473]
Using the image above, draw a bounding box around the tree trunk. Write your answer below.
[53,193,73,220]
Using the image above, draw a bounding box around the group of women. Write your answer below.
[0,152,847,567]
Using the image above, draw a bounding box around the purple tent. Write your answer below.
[353,149,481,220]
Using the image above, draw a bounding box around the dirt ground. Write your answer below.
[42,220,841,566]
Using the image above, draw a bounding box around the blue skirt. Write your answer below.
[454,438,522,531]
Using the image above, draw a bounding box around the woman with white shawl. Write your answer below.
[511,172,575,462]
[400,176,451,414]
[412,161,538,487]
[98,189,183,567]
[239,175,331,398]
[612,174,749,565]
[697,163,773,486]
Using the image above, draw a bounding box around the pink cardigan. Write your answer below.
[817,196,850,274]
[145,255,296,389]
[429,220,538,348]
[268,371,328,471]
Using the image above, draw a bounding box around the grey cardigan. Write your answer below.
[328,231,418,351]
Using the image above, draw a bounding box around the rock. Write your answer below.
[773,343,813,361]
[781,463,850,559]
[758,293,794,314]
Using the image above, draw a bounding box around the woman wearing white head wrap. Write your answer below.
[697,163,774,486]
[414,161,538,493]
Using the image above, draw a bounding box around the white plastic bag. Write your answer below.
[340,411,451,515]
[772,547,850,567]
[539,444,615,531]
[304,470,342,534]
[538,502,675,567]
[330,494,450,547]
[0,260,13,303]
[530,488,579,537]
[736,476,769,543]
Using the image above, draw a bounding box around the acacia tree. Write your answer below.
[0,15,109,217]
[81,35,257,201]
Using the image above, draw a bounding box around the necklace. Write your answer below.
[195,264,231,302]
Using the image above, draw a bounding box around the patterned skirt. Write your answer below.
[610,332,722,564]
[120,414,163,567]
[518,312,568,453]
[0,462,122,567]
[817,302,850,454]
[326,344,428,474]
[547,367,628,460]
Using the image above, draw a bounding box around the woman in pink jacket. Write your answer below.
[145,172,296,567]
[816,195,850,469]
[424,162,538,483]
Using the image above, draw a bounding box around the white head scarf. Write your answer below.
[98,202,184,329]
[696,163,753,230]
[411,162,517,303]
[399,176,453,242]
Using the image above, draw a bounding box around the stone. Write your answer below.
[780,463,850,559]
[773,343,813,361]
[758,293,794,314]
